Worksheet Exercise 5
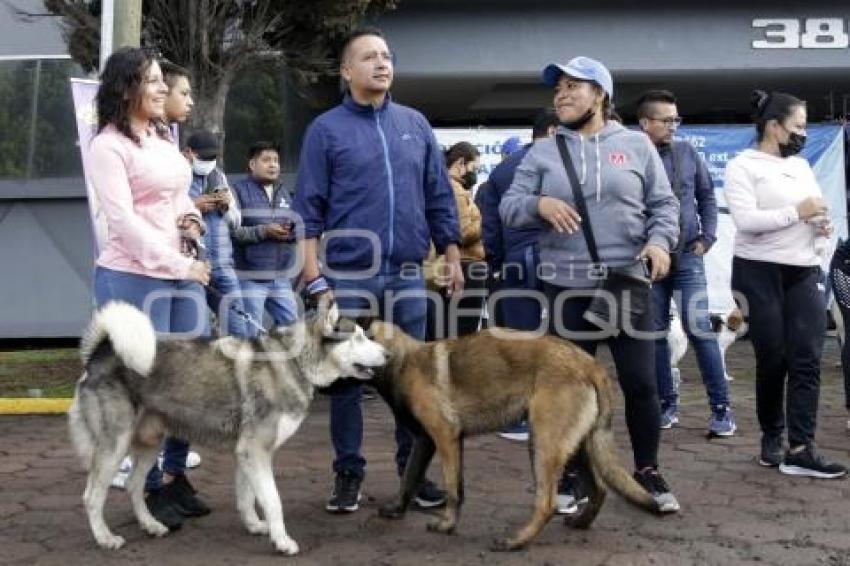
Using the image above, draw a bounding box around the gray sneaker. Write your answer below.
[633,468,680,513]
[660,405,679,430]
[556,472,589,515]
[708,406,736,437]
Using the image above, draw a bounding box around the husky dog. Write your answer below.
[69,297,386,555]
[367,321,662,551]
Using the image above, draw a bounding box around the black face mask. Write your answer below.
[560,108,595,131]
[461,170,478,190]
[778,131,806,158]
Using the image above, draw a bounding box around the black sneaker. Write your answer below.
[161,474,211,517]
[413,478,446,509]
[326,471,362,513]
[633,468,680,513]
[779,445,848,479]
[556,471,589,515]
[759,434,783,467]
[145,490,183,530]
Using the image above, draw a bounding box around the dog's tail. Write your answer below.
[585,366,659,514]
[80,301,156,376]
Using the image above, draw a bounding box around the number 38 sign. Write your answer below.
[752,18,850,48]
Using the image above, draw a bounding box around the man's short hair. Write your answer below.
[160,60,191,89]
[532,109,560,139]
[339,26,387,63]
[636,90,677,119]
[247,141,279,160]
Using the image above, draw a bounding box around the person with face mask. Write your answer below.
[423,142,487,339]
[185,130,261,338]
[500,56,681,515]
[726,90,846,479]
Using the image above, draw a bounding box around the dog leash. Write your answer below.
[187,237,268,337]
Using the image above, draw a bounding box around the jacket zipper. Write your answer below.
[375,111,395,270]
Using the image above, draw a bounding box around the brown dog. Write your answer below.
[367,321,661,551]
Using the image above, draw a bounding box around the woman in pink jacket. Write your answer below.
[89,47,211,530]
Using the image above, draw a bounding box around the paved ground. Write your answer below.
[2,339,850,566]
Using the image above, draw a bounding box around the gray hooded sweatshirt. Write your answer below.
[499,122,679,288]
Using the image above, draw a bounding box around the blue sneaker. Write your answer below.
[498,420,529,442]
[659,406,679,430]
[708,406,736,437]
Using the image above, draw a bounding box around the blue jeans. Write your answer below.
[207,265,251,338]
[652,251,730,411]
[329,272,427,480]
[239,278,298,336]
[93,267,209,491]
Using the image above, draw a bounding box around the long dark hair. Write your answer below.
[96,47,163,145]
[751,89,805,142]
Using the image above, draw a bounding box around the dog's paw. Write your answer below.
[96,533,126,550]
[378,504,405,519]
[140,519,169,537]
[245,519,269,535]
[489,537,524,552]
[272,535,300,556]
[426,518,456,534]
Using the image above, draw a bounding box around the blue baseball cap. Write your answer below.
[542,56,614,99]
[501,136,523,156]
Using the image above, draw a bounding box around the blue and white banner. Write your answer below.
[677,125,846,311]
[436,125,847,313]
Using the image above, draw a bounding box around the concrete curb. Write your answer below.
[0,398,72,414]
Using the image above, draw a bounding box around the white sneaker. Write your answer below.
[110,456,133,490]
[186,451,202,469]
[156,450,202,469]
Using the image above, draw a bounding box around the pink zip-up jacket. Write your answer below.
[89,125,199,280]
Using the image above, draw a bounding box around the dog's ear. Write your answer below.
[355,315,377,334]
[726,309,744,332]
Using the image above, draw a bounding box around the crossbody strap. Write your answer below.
[555,134,601,264]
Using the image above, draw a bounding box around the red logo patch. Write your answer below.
[609,152,626,166]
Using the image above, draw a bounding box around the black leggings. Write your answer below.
[543,283,660,470]
[732,257,825,447]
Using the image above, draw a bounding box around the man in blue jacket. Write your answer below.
[294,27,463,514]
[637,90,735,437]
[231,141,299,333]
[476,111,558,441]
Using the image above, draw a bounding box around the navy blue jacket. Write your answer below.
[658,141,717,251]
[230,177,296,278]
[476,144,542,270]
[293,95,460,273]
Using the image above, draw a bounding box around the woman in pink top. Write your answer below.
[89,47,211,530]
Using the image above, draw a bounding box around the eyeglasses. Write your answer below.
[648,116,682,126]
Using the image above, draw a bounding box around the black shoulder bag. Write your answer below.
[554,135,651,333]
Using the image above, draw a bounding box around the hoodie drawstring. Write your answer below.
[575,132,603,202]
[594,133,601,202]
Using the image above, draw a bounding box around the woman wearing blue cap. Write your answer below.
[500,56,681,517]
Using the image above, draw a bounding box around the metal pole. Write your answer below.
[112,0,143,50]
[99,0,114,72]
[25,59,41,180]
